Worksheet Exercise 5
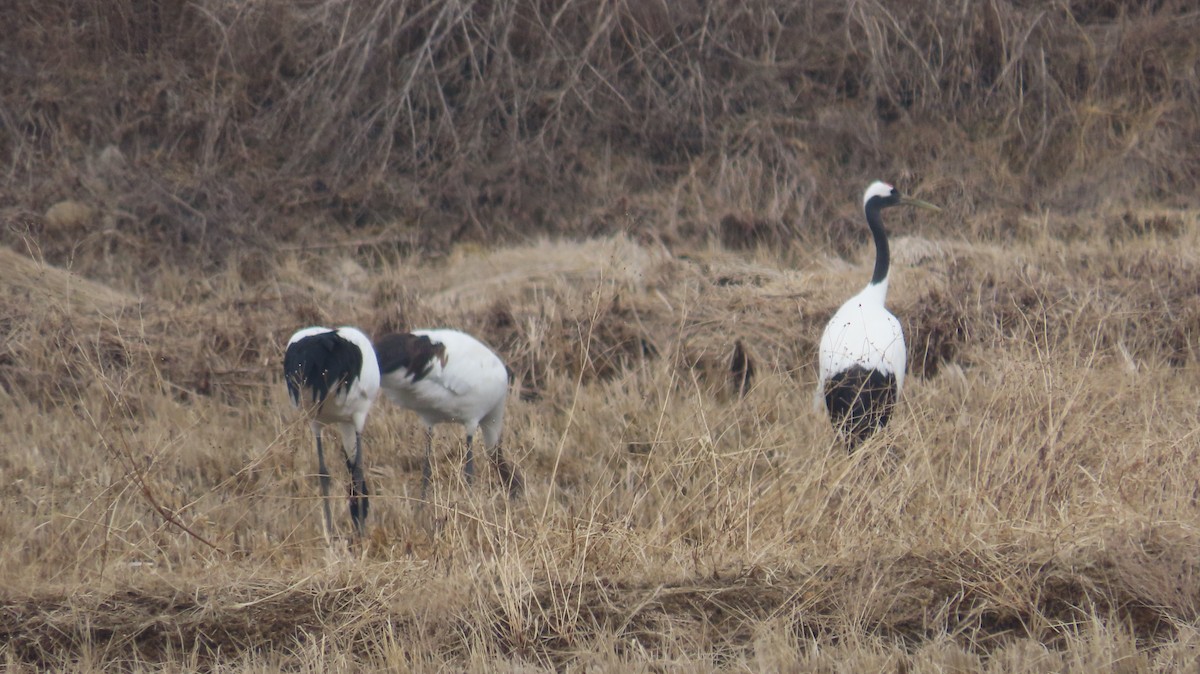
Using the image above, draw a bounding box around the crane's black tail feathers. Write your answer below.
[824,366,898,451]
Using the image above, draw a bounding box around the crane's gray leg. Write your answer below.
[464,434,476,486]
[421,427,434,501]
[347,431,369,538]
[314,427,334,540]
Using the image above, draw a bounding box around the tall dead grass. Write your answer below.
[3,209,1200,669]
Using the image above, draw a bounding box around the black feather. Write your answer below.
[284,330,364,406]
[375,332,445,383]
[824,365,898,451]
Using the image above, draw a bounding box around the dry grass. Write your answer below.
[3,0,1200,671]
[4,212,1200,670]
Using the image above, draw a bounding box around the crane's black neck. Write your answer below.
[865,198,890,286]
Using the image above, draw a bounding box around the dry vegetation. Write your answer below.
[3,0,1200,671]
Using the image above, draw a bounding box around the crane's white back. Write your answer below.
[378,328,508,433]
[818,283,906,394]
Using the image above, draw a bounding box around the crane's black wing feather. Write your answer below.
[284,330,364,405]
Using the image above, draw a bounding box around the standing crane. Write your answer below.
[817,181,940,449]
[376,329,523,500]
[283,326,380,539]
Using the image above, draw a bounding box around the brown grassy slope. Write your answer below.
[3,205,1200,669]
[2,0,1199,283]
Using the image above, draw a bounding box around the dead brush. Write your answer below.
[5,0,1199,282]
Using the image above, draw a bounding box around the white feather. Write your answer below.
[862,180,896,207]
[817,282,906,393]
[379,328,508,449]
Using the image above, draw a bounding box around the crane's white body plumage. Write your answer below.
[817,281,906,395]
[379,329,508,446]
[376,328,522,498]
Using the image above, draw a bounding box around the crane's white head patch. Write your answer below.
[863,181,897,209]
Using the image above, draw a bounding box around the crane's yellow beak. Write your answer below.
[900,196,942,212]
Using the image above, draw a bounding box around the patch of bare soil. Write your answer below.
[0,583,353,669]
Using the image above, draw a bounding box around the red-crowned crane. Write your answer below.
[818,181,940,450]
[283,326,380,539]
[375,329,523,500]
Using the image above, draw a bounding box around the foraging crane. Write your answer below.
[375,329,523,500]
[283,326,380,538]
[817,181,940,450]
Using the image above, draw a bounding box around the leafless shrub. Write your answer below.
[3,0,1198,283]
